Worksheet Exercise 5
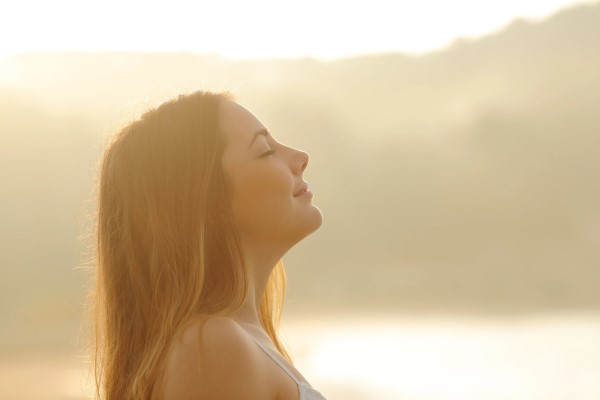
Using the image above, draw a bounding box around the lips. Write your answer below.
[293,182,308,197]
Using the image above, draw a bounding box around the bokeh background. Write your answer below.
[1,1,599,399]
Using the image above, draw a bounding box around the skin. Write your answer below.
[159,100,323,400]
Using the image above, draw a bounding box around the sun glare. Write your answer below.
[1,0,597,61]
[282,315,600,399]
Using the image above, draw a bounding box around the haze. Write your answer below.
[1,0,598,60]
[1,2,599,399]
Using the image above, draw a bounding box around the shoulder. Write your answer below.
[159,315,275,400]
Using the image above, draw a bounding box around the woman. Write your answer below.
[90,90,326,399]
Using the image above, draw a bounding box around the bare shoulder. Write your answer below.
[159,315,275,400]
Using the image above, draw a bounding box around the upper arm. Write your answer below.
[160,316,275,400]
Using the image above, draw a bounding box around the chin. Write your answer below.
[311,205,324,229]
[301,205,324,237]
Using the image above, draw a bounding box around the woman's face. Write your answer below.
[219,99,322,251]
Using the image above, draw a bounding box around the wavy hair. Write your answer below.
[87,90,291,400]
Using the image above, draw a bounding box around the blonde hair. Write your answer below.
[87,90,291,400]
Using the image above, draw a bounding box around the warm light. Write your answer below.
[282,315,600,399]
[1,0,597,60]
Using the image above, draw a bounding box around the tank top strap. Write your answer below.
[246,334,302,386]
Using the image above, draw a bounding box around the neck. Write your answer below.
[230,247,284,329]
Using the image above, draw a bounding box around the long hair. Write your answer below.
[87,90,291,400]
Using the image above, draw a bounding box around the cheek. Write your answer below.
[231,166,291,223]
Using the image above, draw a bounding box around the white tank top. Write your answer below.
[247,335,327,400]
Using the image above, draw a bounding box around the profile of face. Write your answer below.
[219,100,323,254]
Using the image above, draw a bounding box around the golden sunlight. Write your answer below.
[1,0,597,60]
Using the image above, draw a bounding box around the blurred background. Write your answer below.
[1,0,599,399]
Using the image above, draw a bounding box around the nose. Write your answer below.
[292,149,309,175]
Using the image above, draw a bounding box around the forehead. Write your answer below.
[218,99,266,149]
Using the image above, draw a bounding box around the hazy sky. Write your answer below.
[1,0,597,60]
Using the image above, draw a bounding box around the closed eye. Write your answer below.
[260,149,275,158]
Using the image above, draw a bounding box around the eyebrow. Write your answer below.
[247,128,269,149]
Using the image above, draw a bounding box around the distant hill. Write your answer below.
[1,1,599,350]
